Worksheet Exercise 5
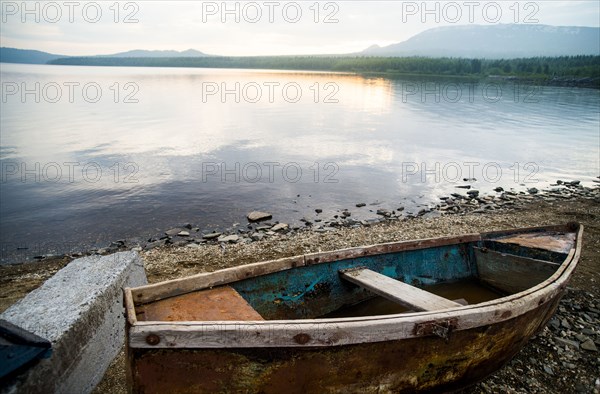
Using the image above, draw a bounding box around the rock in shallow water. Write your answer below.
[247,211,272,222]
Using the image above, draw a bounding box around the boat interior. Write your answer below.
[134,225,578,323]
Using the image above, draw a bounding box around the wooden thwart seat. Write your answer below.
[339,269,463,312]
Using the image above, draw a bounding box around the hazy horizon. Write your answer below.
[1,1,599,57]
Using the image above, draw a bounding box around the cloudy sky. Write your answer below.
[1,1,599,56]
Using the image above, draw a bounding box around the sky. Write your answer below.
[1,1,599,56]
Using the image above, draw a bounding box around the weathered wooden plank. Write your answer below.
[131,256,305,305]
[480,223,575,239]
[305,234,481,265]
[123,288,137,326]
[481,240,568,264]
[474,247,560,294]
[493,232,575,254]
[339,269,463,311]
[137,286,264,322]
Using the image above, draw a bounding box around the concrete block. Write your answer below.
[1,251,147,394]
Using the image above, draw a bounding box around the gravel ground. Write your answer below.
[1,184,598,393]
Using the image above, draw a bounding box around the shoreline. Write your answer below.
[360,72,600,89]
[2,179,597,266]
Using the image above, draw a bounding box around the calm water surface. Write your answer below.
[1,64,598,262]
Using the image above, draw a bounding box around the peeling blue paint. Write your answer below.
[232,243,475,319]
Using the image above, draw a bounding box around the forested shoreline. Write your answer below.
[48,55,599,84]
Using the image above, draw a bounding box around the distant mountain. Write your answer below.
[3,24,600,66]
[98,49,210,58]
[0,47,211,65]
[0,47,67,64]
[362,24,600,59]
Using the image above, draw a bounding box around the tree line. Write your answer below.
[49,55,600,79]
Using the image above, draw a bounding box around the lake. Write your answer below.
[1,63,598,262]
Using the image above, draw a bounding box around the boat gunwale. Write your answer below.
[126,223,582,348]
[129,233,485,305]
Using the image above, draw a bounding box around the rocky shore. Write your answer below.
[0,181,598,393]
[120,180,600,255]
[5,179,594,266]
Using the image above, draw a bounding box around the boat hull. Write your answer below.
[127,294,561,393]
[125,223,582,393]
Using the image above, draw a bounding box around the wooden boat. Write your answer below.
[124,223,582,393]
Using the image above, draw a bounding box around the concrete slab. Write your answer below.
[1,251,147,394]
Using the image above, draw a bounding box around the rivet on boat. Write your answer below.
[146,334,160,345]
[294,333,311,344]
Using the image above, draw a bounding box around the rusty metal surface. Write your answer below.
[414,318,458,341]
[127,294,562,394]
[494,231,575,254]
[136,286,264,322]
